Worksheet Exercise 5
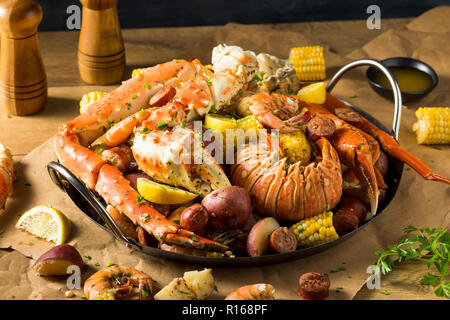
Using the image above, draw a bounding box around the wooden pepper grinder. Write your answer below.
[78,0,125,84]
[0,0,47,116]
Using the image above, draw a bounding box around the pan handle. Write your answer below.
[326,59,402,140]
[46,161,142,251]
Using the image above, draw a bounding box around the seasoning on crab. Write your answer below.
[291,211,339,247]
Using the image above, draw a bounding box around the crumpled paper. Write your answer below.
[0,7,449,300]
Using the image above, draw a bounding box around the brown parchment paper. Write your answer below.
[0,7,449,300]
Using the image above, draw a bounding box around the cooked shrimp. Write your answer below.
[237,93,311,132]
[84,265,154,300]
[225,284,275,300]
[0,142,14,209]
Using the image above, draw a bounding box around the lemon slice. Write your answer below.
[297,82,326,104]
[204,114,237,131]
[16,205,71,245]
[136,178,198,205]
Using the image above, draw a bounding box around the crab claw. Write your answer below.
[354,149,379,216]
[164,228,230,253]
[330,127,379,216]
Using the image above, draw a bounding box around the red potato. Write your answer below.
[376,151,388,177]
[246,217,280,257]
[202,186,252,232]
[269,227,297,253]
[33,244,84,276]
[180,204,209,235]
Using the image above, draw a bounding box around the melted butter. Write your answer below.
[373,67,433,93]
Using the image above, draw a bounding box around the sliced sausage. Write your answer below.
[124,172,152,190]
[269,227,297,253]
[106,205,138,240]
[137,226,157,246]
[334,107,362,124]
[102,144,133,172]
[298,272,330,300]
[151,203,171,217]
[180,204,209,235]
[149,86,176,107]
[333,197,367,235]
[306,115,336,141]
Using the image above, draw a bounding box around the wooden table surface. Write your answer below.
[0,18,444,300]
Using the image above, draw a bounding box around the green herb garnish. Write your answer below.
[191,236,199,242]
[349,95,358,99]
[143,83,150,89]
[84,255,92,260]
[106,261,114,267]
[330,267,346,273]
[137,196,146,205]
[373,225,449,299]
[253,72,263,82]
[180,121,185,128]
[157,120,166,129]
[141,289,150,298]
[131,93,137,99]
[140,213,150,221]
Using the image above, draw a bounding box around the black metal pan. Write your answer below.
[47,59,404,267]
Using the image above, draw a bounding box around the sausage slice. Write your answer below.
[298,272,330,300]
[269,227,297,253]
[149,86,176,107]
[306,115,336,141]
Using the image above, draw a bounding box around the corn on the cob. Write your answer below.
[289,46,326,81]
[237,115,263,131]
[131,68,149,78]
[291,212,338,248]
[412,107,450,145]
[279,131,311,166]
[79,91,107,114]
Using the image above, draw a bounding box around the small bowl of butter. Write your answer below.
[366,57,438,102]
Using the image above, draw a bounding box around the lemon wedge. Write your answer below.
[204,114,237,131]
[16,205,71,245]
[297,82,326,104]
[136,178,198,205]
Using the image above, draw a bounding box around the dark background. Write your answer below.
[39,0,450,31]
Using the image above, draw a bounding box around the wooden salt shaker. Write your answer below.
[78,0,125,84]
[0,0,47,116]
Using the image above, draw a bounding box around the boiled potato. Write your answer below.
[154,277,196,300]
[154,268,214,300]
[183,269,215,300]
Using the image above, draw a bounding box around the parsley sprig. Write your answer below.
[373,225,449,299]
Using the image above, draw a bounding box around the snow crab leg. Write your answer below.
[54,129,229,252]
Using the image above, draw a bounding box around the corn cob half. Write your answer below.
[289,46,326,81]
[291,212,339,248]
[237,115,263,131]
[412,107,450,145]
[79,91,107,114]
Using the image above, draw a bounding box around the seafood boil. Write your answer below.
[53,44,450,258]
